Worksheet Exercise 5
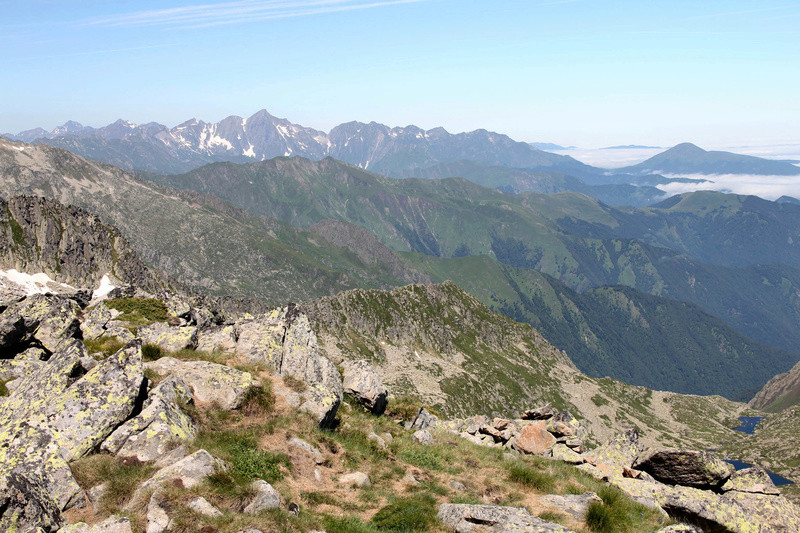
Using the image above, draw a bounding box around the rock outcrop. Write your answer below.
[342,359,388,415]
[437,503,573,532]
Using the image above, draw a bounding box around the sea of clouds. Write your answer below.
[554,142,800,201]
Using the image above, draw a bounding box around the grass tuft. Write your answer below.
[506,462,555,492]
[84,336,127,359]
[194,430,290,483]
[370,494,437,532]
[106,297,170,325]
[141,343,165,361]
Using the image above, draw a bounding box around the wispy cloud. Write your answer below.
[86,0,429,29]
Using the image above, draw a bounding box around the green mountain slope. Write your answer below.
[0,139,413,304]
[304,282,745,448]
[147,156,800,357]
[400,254,796,401]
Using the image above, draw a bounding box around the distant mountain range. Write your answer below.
[3,110,595,178]
[621,142,800,176]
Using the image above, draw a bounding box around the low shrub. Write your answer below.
[70,455,156,512]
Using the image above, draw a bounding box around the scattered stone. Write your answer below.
[188,496,222,517]
[339,472,371,488]
[87,483,107,514]
[721,466,780,495]
[511,420,557,456]
[138,322,198,352]
[244,480,282,514]
[288,502,300,515]
[144,357,260,410]
[449,480,467,491]
[288,437,324,464]
[145,489,173,533]
[406,407,440,431]
[0,293,81,354]
[80,302,115,341]
[342,360,388,415]
[368,432,387,449]
[545,411,585,441]
[540,492,602,520]
[59,516,134,532]
[412,429,435,445]
[130,450,226,506]
[633,448,735,489]
[521,403,557,420]
[437,503,573,532]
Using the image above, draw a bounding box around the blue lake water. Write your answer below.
[725,459,794,486]
[727,416,793,485]
[733,416,764,435]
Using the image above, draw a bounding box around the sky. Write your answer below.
[1,0,799,147]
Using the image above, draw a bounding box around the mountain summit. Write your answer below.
[621,142,800,176]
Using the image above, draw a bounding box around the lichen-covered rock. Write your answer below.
[80,302,116,341]
[244,480,282,514]
[137,322,198,352]
[406,407,441,431]
[58,516,133,533]
[0,470,64,533]
[614,474,800,532]
[633,448,734,489]
[44,342,144,461]
[437,503,573,532]
[280,311,343,428]
[653,525,702,533]
[0,294,81,355]
[585,428,642,470]
[540,492,602,520]
[511,421,557,456]
[0,358,42,381]
[235,308,286,367]
[342,360,388,415]
[189,306,215,329]
[196,324,237,353]
[144,357,259,410]
[101,376,196,462]
[130,450,226,507]
[161,293,192,322]
[551,443,585,464]
[721,466,781,495]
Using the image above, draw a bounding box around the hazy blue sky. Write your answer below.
[1,0,798,147]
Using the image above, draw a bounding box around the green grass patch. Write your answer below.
[194,430,290,483]
[591,394,609,407]
[106,297,170,325]
[70,455,156,512]
[370,494,437,532]
[283,374,307,392]
[141,343,164,361]
[324,516,381,533]
[506,462,555,492]
[84,336,127,358]
[398,447,443,471]
[0,380,8,397]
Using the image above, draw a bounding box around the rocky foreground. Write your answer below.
[1,280,799,532]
